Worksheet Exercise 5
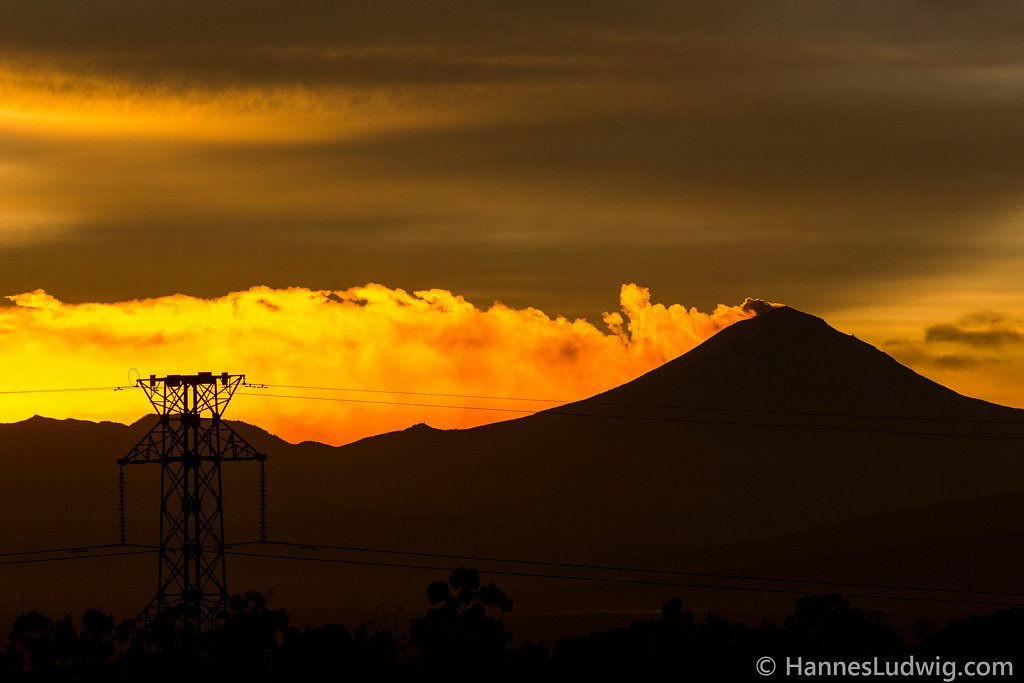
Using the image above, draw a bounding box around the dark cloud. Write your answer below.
[925,324,1024,348]
[882,340,1000,371]
[3,1,1023,89]
[741,298,777,316]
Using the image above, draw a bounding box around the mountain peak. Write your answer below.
[592,305,1017,420]
[746,304,823,325]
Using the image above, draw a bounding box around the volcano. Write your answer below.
[282,306,1024,555]
[592,306,1018,418]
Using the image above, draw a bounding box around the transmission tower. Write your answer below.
[118,372,266,641]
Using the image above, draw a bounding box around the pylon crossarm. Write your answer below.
[136,372,244,417]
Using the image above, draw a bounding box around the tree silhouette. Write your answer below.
[915,609,1024,660]
[75,609,117,681]
[783,594,899,657]
[52,615,77,672]
[552,597,703,678]
[6,610,56,674]
[206,590,289,680]
[408,567,514,679]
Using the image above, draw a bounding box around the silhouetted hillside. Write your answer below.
[313,307,1024,551]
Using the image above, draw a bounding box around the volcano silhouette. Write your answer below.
[262,306,1024,558]
[591,306,1017,419]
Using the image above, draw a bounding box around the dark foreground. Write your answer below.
[2,568,1020,682]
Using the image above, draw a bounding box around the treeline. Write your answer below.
[2,567,1021,681]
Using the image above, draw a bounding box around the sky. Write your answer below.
[1,1,1022,442]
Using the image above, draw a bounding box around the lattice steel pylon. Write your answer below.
[118,372,265,641]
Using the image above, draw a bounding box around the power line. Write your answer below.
[9,539,1016,604]
[225,550,1024,608]
[236,392,1024,441]
[247,383,1024,427]
[2,540,1018,608]
[252,383,567,404]
[237,391,535,414]
[0,549,157,567]
[0,543,156,558]
[2,381,1020,431]
[0,385,137,395]
[2,379,1022,429]
[231,540,1024,599]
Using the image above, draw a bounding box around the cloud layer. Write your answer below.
[1,2,1023,319]
[0,284,768,444]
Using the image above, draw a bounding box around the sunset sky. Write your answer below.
[2,1,1022,443]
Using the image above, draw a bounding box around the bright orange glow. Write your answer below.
[0,284,762,444]
[0,62,474,142]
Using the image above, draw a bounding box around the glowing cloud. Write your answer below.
[0,284,772,444]
[0,60,517,143]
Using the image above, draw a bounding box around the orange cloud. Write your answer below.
[0,60,526,143]
[0,284,769,444]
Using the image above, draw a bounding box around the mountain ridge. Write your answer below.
[5,306,1020,446]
